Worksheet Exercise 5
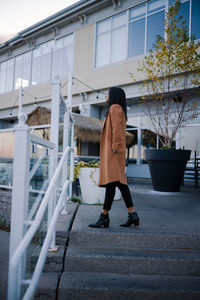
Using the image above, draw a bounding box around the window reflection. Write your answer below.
[191,0,200,40]
[147,10,165,52]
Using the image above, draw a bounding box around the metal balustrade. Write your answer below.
[7,74,75,299]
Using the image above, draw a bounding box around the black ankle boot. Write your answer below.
[120,212,139,227]
[89,213,110,228]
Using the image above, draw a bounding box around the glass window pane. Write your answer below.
[52,39,63,79]
[129,18,145,57]
[148,0,165,14]
[63,34,73,46]
[147,10,165,52]
[0,62,6,94]
[62,45,73,76]
[191,0,200,40]
[111,26,126,63]
[6,59,14,92]
[32,48,41,85]
[178,1,189,31]
[41,44,51,82]
[96,32,110,67]
[112,11,126,28]
[22,52,31,88]
[130,4,146,21]
[97,18,111,34]
[14,55,23,89]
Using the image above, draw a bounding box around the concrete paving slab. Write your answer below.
[72,180,200,235]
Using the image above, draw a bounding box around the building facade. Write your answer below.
[0,0,200,178]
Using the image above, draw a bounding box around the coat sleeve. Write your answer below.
[110,105,126,153]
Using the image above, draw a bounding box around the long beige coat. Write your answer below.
[99,104,127,187]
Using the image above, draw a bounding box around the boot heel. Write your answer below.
[103,221,110,228]
[134,219,139,226]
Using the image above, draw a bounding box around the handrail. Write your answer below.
[24,179,73,300]
[8,146,74,300]
[30,133,55,149]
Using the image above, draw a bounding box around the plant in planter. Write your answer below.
[74,160,121,204]
[131,0,200,192]
[74,160,104,204]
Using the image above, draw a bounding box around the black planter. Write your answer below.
[145,149,191,192]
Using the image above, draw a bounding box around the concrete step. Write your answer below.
[69,230,200,250]
[34,272,59,299]
[36,271,200,300]
[33,246,65,273]
[55,202,79,245]
[64,246,200,276]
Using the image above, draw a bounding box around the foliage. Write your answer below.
[0,168,9,185]
[74,160,99,181]
[0,216,10,232]
[131,0,200,148]
[71,197,81,204]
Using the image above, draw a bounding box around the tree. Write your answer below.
[132,0,200,148]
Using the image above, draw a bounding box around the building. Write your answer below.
[0,0,200,178]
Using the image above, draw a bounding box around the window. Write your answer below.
[0,62,6,94]
[95,11,127,68]
[41,41,53,83]
[191,0,200,40]
[147,0,165,52]
[95,0,199,67]
[129,0,165,58]
[6,59,14,92]
[129,5,146,57]
[14,52,31,89]
[32,48,41,86]
[0,59,14,93]
[0,33,74,94]
[62,34,74,77]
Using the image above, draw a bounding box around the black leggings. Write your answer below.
[103,181,134,211]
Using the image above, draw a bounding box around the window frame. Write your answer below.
[94,0,197,69]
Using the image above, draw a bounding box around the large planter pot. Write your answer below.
[79,168,121,204]
[145,149,191,192]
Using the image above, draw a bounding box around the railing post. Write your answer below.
[61,72,73,214]
[137,117,141,164]
[194,151,198,188]
[49,75,61,251]
[8,103,30,300]
[68,72,73,112]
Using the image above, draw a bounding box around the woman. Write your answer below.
[89,87,139,228]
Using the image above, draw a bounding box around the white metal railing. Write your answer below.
[8,74,75,299]
[8,146,74,300]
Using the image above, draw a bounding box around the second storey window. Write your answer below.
[0,33,74,94]
[128,0,165,58]
[95,0,199,68]
[0,59,14,93]
[14,52,31,89]
[95,11,127,68]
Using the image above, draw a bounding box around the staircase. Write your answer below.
[35,200,200,300]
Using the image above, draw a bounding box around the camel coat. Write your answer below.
[99,104,127,187]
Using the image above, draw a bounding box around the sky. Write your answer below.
[0,0,80,43]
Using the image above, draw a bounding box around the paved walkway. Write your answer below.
[74,179,200,235]
[1,180,200,299]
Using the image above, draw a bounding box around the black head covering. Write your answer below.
[106,86,127,120]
